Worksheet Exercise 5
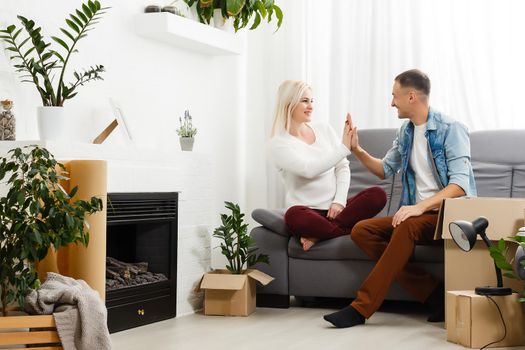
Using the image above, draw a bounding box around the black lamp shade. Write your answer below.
[449,220,477,251]
[449,217,489,251]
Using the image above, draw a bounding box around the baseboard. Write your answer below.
[256,293,290,308]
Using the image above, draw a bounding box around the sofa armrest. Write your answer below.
[250,226,289,296]
[251,208,289,237]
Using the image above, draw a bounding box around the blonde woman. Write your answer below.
[269,80,387,251]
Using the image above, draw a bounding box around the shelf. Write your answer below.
[135,13,244,56]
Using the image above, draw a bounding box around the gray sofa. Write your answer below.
[250,128,525,308]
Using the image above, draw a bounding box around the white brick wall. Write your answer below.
[0,141,214,317]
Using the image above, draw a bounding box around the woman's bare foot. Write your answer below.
[300,237,319,251]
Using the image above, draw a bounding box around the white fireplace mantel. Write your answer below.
[0,140,214,316]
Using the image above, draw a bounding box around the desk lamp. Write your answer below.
[449,217,512,296]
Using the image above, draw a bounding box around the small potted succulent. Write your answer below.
[176,110,197,151]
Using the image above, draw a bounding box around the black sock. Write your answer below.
[323,306,365,328]
[425,282,445,322]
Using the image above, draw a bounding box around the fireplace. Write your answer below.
[105,192,178,333]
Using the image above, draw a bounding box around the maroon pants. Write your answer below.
[284,187,387,239]
[350,213,440,318]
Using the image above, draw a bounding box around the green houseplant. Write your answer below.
[213,201,269,274]
[185,0,283,32]
[490,235,525,302]
[0,0,108,139]
[0,0,107,107]
[0,145,103,316]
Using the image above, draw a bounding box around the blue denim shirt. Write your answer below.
[382,108,477,207]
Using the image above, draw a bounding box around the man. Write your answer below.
[324,69,477,328]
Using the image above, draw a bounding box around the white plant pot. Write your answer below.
[213,9,233,31]
[179,137,194,151]
[37,106,67,141]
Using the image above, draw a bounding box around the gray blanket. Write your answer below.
[25,272,112,350]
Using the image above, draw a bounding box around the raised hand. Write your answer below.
[343,113,359,151]
[342,113,352,150]
[346,113,360,151]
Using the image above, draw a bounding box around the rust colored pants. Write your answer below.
[350,213,440,318]
[284,186,387,240]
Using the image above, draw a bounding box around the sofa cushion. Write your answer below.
[252,208,289,237]
[472,162,512,197]
[470,129,525,198]
[288,235,370,260]
[288,234,444,263]
[512,167,525,197]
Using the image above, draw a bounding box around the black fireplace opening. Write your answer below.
[105,192,178,333]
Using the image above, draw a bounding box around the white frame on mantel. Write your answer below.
[135,12,245,55]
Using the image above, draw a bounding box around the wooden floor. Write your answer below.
[110,300,521,350]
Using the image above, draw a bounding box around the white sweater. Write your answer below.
[269,122,351,209]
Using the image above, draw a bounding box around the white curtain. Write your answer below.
[303,0,525,131]
[260,0,525,209]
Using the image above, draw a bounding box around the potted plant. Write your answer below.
[184,0,283,32]
[0,0,108,140]
[0,145,103,317]
[490,235,525,302]
[198,201,271,316]
[213,201,269,274]
[176,110,197,151]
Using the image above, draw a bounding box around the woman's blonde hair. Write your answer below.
[271,80,311,137]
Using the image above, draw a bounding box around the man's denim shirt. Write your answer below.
[382,108,477,207]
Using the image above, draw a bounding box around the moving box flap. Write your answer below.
[434,197,525,241]
[246,269,274,285]
[433,199,446,240]
[200,273,246,291]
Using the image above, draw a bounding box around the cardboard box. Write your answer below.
[446,291,525,348]
[435,197,525,293]
[198,269,273,316]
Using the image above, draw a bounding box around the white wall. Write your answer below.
[0,0,248,312]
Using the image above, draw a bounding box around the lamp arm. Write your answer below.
[480,231,504,288]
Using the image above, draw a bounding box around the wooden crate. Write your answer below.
[0,314,63,349]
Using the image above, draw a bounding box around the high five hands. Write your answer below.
[343,113,358,151]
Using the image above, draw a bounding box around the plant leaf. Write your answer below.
[60,28,76,42]
[249,12,261,30]
[51,36,69,51]
[65,19,80,33]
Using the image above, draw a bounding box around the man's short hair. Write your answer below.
[395,69,430,96]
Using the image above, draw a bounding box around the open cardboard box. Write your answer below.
[446,291,525,348]
[198,269,274,316]
[434,197,525,294]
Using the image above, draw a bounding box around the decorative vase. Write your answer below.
[0,99,15,140]
[213,9,233,31]
[179,137,194,151]
[37,106,66,141]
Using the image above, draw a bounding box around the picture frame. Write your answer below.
[92,98,133,144]
[109,98,133,142]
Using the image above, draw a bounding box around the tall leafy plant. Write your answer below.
[0,0,108,106]
[0,146,103,316]
[490,236,525,302]
[213,201,269,274]
[185,0,283,32]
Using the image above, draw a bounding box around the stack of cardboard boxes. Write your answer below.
[435,197,525,348]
